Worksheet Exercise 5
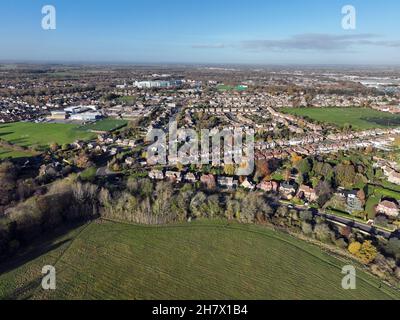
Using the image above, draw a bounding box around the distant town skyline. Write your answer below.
[1,0,400,65]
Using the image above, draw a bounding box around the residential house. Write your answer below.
[117,139,136,148]
[184,172,197,183]
[257,180,279,193]
[388,171,400,185]
[101,146,108,153]
[217,176,238,189]
[335,188,365,212]
[39,163,61,177]
[376,200,399,218]
[297,185,318,202]
[72,140,85,149]
[346,191,364,212]
[200,174,216,189]
[336,187,347,199]
[110,147,120,156]
[280,181,298,198]
[148,169,163,180]
[105,137,114,144]
[165,171,182,183]
[97,134,106,142]
[128,140,136,147]
[241,178,255,190]
[125,157,135,166]
[87,142,97,150]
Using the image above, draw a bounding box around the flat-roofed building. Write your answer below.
[49,110,67,120]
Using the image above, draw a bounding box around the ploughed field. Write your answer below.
[0,220,398,300]
[281,107,400,130]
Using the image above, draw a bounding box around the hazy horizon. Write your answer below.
[1,0,400,65]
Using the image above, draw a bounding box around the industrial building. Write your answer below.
[133,80,183,89]
[48,105,102,122]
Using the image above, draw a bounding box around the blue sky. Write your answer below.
[0,0,399,64]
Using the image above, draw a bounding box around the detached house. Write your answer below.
[241,178,255,190]
[72,140,85,149]
[200,174,216,189]
[87,142,97,150]
[336,188,365,212]
[376,200,399,218]
[149,169,164,180]
[388,171,400,185]
[110,147,120,156]
[257,180,279,193]
[165,171,182,183]
[280,181,298,198]
[125,157,135,166]
[217,176,238,189]
[346,191,364,212]
[297,185,318,202]
[184,172,197,183]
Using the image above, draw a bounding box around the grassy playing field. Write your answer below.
[80,119,128,132]
[0,147,36,160]
[281,107,400,130]
[116,96,136,105]
[0,122,95,149]
[217,84,248,92]
[0,220,398,300]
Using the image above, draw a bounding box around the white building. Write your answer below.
[70,111,102,121]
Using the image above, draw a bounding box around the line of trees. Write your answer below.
[0,170,399,285]
[0,177,99,257]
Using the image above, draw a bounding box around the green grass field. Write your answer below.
[281,107,400,130]
[80,119,128,132]
[116,96,136,105]
[0,220,398,300]
[368,184,400,200]
[0,147,36,160]
[0,122,95,149]
[217,84,248,92]
[365,195,380,219]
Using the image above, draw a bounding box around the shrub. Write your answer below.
[314,223,334,243]
[348,241,362,255]
[348,240,377,264]
[80,167,97,182]
[395,267,400,280]
[335,238,348,249]
[299,210,313,222]
[301,222,313,235]
[357,241,378,264]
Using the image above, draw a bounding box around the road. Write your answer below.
[283,202,397,239]
[321,212,394,239]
